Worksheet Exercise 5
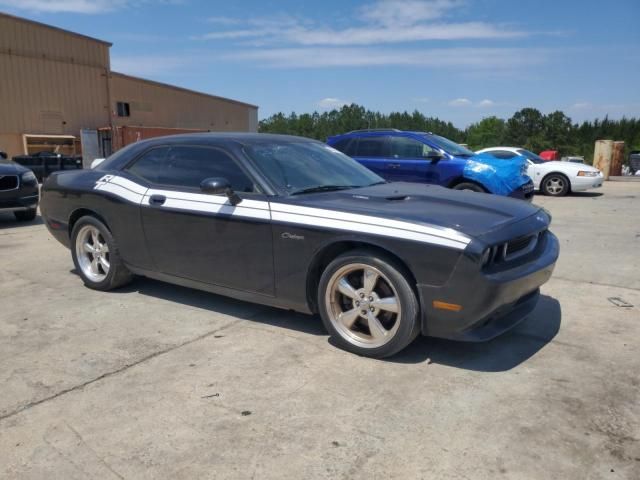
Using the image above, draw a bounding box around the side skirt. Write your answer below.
[127,265,313,315]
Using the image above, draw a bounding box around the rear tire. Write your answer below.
[318,250,420,358]
[71,215,133,291]
[542,174,570,196]
[452,182,486,193]
[14,208,37,221]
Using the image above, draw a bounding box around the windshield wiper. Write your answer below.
[290,185,358,195]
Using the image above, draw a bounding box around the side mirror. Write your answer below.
[425,151,444,162]
[0,151,7,160]
[200,177,242,205]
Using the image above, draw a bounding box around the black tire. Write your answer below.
[452,182,486,193]
[70,215,133,291]
[14,208,37,222]
[318,249,420,358]
[541,174,570,196]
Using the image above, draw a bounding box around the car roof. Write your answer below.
[134,132,321,147]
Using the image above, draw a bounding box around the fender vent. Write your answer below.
[385,195,409,201]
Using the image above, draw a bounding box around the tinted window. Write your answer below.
[486,150,518,159]
[420,134,474,156]
[127,146,256,192]
[332,138,353,154]
[391,137,433,158]
[244,142,383,194]
[355,137,390,157]
[516,149,546,164]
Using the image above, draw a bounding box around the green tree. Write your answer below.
[466,116,506,150]
[504,108,545,151]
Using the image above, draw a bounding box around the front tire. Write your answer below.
[452,182,486,193]
[318,250,420,358]
[14,208,37,222]
[542,174,570,196]
[71,216,133,291]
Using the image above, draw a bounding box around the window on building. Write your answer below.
[116,102,130,117]
[127,145,257,192]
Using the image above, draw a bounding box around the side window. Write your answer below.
[355,137,390,157]
[127,146,257,193]
[126,147,170,184]
[391,137,433,159]
[332,138,351,154]
[487,150,517,159]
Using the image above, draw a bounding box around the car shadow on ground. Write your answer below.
[389,294,561,371]
[112,276,560,371]
[0,212,43,229]
[569,191,603,198]
[114,276,328,337]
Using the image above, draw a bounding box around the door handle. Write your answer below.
[388,163,401,169]
[149,194,166,206]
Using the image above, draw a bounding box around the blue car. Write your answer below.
[327,129,534,201]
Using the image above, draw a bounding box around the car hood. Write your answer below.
[0,159,27,174]
[280,182,543,239]
[540,161,600,172]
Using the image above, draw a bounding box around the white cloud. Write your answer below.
[361,0,462,27]
[195,1,527,45]
[223,47,547,69]
[570,102,592,110]
[477,99,495,107]
[110,54,192,77]
[449,98,472,107]
[317,98,350,110]
[0,0,182,14]
[0,0,127,13]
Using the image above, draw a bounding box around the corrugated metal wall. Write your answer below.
[111,73,258,133]
[0,13,258,158]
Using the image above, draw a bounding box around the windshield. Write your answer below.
[421,134,475,157]
[244,141,384,195]
[516,149,546,164]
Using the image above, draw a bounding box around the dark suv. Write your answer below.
[328,129,534,201]
[0,150,39,221]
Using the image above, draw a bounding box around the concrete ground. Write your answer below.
[1,182,638,479]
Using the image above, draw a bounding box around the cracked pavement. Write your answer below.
[1,182,639,479]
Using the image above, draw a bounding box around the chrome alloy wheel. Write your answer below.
[325,263,401,348]
[545,176,566,195]
[75,225,110,282]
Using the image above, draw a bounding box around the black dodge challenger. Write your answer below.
[41,133,559,358]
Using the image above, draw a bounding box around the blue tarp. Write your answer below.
[463,153,530,196]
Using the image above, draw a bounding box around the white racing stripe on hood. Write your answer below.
[95,176,469,249]
[270,203,471,248]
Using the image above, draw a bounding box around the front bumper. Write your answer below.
[571,175,603,192]
[418,230,559,341]
[508,180,535,202]
[0,184,39,213]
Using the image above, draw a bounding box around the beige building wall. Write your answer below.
[0,13,258,158]
[110,73,258,133]
[0,13,111,157]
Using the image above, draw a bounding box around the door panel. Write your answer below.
[127,145,275,295]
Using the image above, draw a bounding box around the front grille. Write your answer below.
[483,230,546,268]
[506,235,534,256]
[0,175,18,191]
[522,182,534,194]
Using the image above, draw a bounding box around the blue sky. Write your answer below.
[1,0,639,127]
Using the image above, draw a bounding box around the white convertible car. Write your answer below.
[477,147,603,197]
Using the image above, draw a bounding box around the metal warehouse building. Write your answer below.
[0,12,258,162]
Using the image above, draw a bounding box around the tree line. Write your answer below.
[259,104,640,164]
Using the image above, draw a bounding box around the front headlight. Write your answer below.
[577,171,599,177]
[21,171,37,183]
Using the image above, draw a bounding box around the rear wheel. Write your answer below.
[318,250,420,358]
[452,182,486,193]
[542,174,569,196]
[14,208,37,221]
[71,216,133,291]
